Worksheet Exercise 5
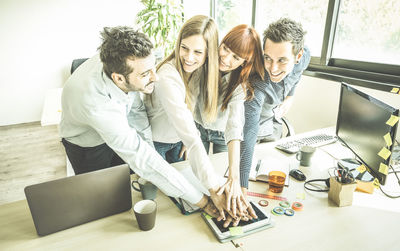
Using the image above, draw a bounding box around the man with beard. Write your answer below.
[60,26,215,212]
[240,18,311,191]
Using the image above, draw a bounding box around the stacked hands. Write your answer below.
[201,178,257,228]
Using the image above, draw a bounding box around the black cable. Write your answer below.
[379,186,400,199]
[304,178,330,192]
[379,165,400,199]
[389,164,400,185]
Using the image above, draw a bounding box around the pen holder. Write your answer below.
[328,177,357,207]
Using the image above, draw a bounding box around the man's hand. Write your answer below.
[277,96,294,118]
[195,195,219,218]
[202,198,220,218]
[179,145,187,160]
[209,188,227,221]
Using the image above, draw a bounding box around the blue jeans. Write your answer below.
[195,122,228,154]
[153,141,184,164]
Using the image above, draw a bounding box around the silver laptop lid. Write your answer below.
[24,164,132,236]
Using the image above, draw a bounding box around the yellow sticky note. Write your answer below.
[379,163,389,175]
[203,213,212,220]
[229,227,244,236]
[386,115,399,126]
[356,164,367,173]
[390,87,399,93]
[378,147,391,160]
[296,193,305,200]
[383,133,393,147]
[373,178,380,189]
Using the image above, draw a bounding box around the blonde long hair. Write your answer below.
[157,15,219,122]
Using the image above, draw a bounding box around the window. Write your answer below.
[215,0,252,38]
[185,0,400,90]
[183,1,210,21]
[255,0,329,57]
[332,0,400,65]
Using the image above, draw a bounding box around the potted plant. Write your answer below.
[136,0,184,61]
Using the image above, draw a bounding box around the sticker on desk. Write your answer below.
[379,163,389,175]
[229,227,244,236]
[296,193,305,200]
[390,87,399,93]
[373,178,380,189]
[203,213,212,220]
[386,115,399,127]
[378,147,391,160]
[356,164,367,173]
[383,133,393,147]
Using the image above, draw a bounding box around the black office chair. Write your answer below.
[281,117,295,137]
[70,58,89,74]
[257,116,295,144]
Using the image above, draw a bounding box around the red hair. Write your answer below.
[220,24,264,110]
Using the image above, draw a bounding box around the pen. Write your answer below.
[255,160,261,172]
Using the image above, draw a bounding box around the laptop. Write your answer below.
[24,164,132,236]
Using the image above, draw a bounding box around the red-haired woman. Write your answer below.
[193,24,264,225]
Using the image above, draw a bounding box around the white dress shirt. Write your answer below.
[59,55,203,204]
[193,72,245,143]
[144,60,219,190]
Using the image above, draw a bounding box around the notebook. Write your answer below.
[201,201,275,243]
[169,166,211,215]
[24,164,132,236]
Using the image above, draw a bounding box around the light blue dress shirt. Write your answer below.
[240,47,311,188]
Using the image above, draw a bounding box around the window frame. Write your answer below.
[209,0,400,91]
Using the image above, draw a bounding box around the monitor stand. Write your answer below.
[337,158,374,182]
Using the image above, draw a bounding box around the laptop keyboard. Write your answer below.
[275,133,337,153]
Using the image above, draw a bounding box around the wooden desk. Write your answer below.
[1,130,399,251]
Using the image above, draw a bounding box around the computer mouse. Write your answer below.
[289,169,306,181]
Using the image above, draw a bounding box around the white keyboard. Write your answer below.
[275,133,337,153]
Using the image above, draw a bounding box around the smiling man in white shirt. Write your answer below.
[59,26,216,213]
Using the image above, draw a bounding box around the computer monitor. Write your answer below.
[336,83,399,185]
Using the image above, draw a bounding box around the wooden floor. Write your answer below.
[0,122,66,205]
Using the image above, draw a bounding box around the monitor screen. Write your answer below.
[336,83,399,185]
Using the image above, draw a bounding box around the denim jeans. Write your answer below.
[195,122,228,154]
[153,141,185,164]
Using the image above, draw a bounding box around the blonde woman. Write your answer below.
[193,25,264,226]
[145,15,226,218]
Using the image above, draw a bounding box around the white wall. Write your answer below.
[286,76,340,133]
[287,76,400,141]
[0,0,141,126]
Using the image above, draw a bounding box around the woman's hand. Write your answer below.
[240,187,257,220]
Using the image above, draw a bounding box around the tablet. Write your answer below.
[201,201,275,243]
